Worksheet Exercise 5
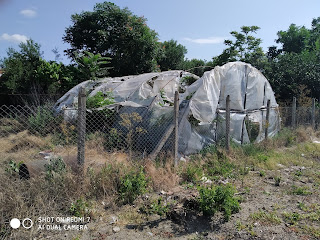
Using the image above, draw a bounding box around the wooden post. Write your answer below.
[174,91,179,167]
[292,97,296,128]
[226,95,230,152]
[265,99,270,140]
[77,87,86,165]
[311,98,316,129]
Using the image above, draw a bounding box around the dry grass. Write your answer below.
[144,158,180,191]
[1,125,319,239]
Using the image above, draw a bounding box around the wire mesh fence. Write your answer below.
[0,97,319,176]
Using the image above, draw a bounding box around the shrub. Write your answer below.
[139,197,170,217]
[198,184,240,221]
[118,167,148,204]
[205,158,235,178]
[28,105,61,136]
[180,164,203,184]
[45,156,66,180]
[69,197,90,217]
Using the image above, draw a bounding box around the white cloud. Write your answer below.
[0,33,29,43]
[183,37,226,44]
[20,8,37,18]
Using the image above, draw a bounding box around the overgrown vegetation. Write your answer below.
[198,184,240,221]
[1,123,320,239]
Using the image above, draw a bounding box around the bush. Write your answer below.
[69,197,91,217]
[118,167,148,204]
[180,164,203,184]
[28,105,61,136]
[198,184,240,221]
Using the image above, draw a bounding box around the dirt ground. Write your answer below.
[34,159,319,240]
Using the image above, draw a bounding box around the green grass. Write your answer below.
[250,210,282,225]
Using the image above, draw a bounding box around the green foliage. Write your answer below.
[212,26,266,69]
[259,170,266,177]
[198,184,240,221]
[28,104,61,136]
[74,51,111,80]
[118,167,148,204]
[63,1,159,77]
[265,17,320,102]
[282,212,301,225]
[250,210,282,224]
[5,160,23,175]
[179,58,212,77]
[157,39,187,71]
[86,91,114,109]
[139,197,170,216]
[180,164,203,184]
[274,176,281,186]
[290,185,312,195]
[0,39,43,94]
[181,76,198,86]
[119,112,147,158]
[45,156,66,179]
[205,157,235,178]
[69,197,90,217]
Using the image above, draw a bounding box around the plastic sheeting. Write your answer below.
[54,62,280,155]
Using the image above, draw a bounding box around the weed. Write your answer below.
[5,160,23,175]
[45,156,66,179]
[290,185,312,195]
[69,197,90,217]
[274,176,281,186]
[28,104,61,136]
[250,210,282,225]
[205,158,235,178]
[294,170,303,177]
[198,184,240,221]
[118,167,148,204]
[119,112,147,159]
[236,221,246,231]
[86,91,114,109]
[282,212,301,225]
[200,144,217,156]
[140,197,171,217]
[180,164,203,184]
[259,170,266,177]
[257,154,269,163]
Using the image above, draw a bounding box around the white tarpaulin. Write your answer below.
[54,62,280,155]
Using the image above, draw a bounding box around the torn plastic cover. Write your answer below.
[54,62,280,155]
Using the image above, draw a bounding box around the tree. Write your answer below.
[74,51,111,80]
[179,58,213,77]
[264,17,320,102]
[156,39,187,71]
[276,24,310,53]
[63,2,159,77]
[212,26,266,69]
[0,39,43,94]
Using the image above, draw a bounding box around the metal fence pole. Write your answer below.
[265,99,270,140]
[226,95,230,152]
[174,91,179,167]
[312,98,316,129]
[292,97,296,128]
[77,87,86,165]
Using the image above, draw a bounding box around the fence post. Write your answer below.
[174,91,179,167]
[312,98,316,129]
[226,95,230,152]
[265,99,270,140]
[292,97,296,128]
[77,87,86,166]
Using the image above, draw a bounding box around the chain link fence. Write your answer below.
[0,97,319,178]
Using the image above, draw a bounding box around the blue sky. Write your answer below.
[1,0,320,64]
